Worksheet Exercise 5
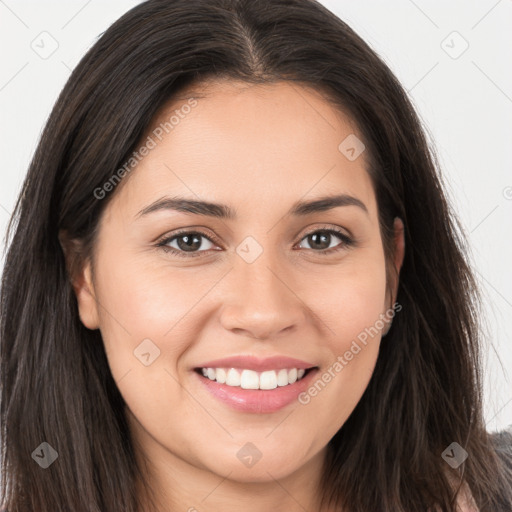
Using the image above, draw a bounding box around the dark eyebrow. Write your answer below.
[136,196,236,219]
[136,193,368,219]
[290,194,368,216]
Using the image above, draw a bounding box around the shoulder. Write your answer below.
[451,480,479,512]
[443,465,479,512]
[456,425,512,512]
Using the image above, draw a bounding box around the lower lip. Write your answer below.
[194,368,318,414]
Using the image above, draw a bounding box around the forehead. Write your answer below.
[107,79,377,221]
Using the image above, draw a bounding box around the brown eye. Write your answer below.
[157,226,354,259]
[158,230,218,257]
[297,228,353,253]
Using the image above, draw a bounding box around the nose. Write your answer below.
[219,253,307,340]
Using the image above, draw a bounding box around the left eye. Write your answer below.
[297,229,349,251]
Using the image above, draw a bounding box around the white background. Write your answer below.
[0,0,511,431]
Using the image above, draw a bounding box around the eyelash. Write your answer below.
[156,226,355,258]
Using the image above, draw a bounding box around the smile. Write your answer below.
[197,367,311,389]
[194,366,319,414]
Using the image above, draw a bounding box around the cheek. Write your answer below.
[334,262,387,372]
[304,251,388,346]
[296,252,388,422]
[91,254,210,428]
[91,249,222,380]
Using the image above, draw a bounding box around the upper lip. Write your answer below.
[194,355,317,372]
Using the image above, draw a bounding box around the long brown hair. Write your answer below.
[1,0,511,510]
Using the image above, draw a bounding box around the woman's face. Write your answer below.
[74,80,403,487]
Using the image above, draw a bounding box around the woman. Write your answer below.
[1,0,511,510]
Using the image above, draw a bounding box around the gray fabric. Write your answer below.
[491,425,512,473]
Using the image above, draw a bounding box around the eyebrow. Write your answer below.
[136,193,368,220]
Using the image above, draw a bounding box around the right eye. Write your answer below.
[157,230,221,258]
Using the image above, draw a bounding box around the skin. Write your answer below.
[68,80,407,511]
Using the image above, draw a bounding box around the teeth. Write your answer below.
[277,369,289,386]
[199,367,310,389]
[240,370,259,389]
[215,368,227,384]
[226,368,241,386]
[259,370,277,390]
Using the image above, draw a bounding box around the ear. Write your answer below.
[389,217,405,305]
[59,230,100,330]
[382,218,405,336]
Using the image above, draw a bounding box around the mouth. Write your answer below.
[193,364,319,414]
[194,366,316,389]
